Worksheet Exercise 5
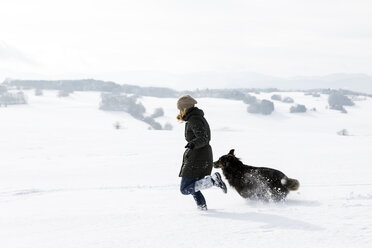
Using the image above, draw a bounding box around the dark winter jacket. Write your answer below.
[179,107,213,178]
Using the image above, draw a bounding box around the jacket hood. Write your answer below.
[184,107,204,121]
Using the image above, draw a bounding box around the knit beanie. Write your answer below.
[177,95,197,110]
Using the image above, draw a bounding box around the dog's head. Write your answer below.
[213,149,237,169]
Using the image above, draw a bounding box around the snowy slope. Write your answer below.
[1,91,372,248]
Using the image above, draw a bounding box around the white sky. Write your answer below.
[1,0,372,84]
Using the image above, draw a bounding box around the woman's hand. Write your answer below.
[185,142,195,149]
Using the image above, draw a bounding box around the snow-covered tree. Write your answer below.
[290,104,307,113]
[58,90,72,97]
[282,97,294,103]
[242,94,257,104]
[271,94,282,101]
[328,93,354,113]
[328,93,354,107]
[0,91,27,106]
[143,117,162,130]
[163,122,173,130]
[151,108,165,118]
[247,100,274,115]
[35,89,43,96]
[100,93,146,119]
[0,85,7,94]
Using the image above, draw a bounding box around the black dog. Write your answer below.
[213,149,299,201]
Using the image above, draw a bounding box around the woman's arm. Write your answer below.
[188,117,209,149]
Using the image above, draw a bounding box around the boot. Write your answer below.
[197,204,208,211]
[211,172,227,194]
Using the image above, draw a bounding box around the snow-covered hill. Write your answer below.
[1,91,372,248]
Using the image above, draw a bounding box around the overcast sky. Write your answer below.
[1,0,372,86]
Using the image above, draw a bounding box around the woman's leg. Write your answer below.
[180,177,208,206]
[180,174,226,207]
[192,191,206,206]
[180,177,199,195]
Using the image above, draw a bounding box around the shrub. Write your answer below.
[151,108,165,118]
[35,89,43,96]
[163,122,173,130]
[337,129,349,136]
[260,100,275,115]
[58,90,72,97]
[271,94,282,101]
[143,117,162,130]
[330,104,347,113]
[328,93,354,107]
[99,93,171,129]
[0,85,7,94]
[243,94,257,104]
[100,93,146,119]
[290,104,307,113]
[247,100,274,115]
[0,91,27,106]
[247,102,261,114]
[282,97,294,103]
[113,122,122,129]
[328,93,354,113]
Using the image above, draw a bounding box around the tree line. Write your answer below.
[1,79,360,115]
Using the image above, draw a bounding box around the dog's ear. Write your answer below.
[228,149,235,156]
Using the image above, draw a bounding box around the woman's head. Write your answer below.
[176,95,197,121]
[177,95,197,111]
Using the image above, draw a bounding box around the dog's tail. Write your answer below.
[282,177,300,191]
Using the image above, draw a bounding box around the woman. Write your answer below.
[177,95,227,210]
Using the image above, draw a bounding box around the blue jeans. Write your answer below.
[180,177,206,206]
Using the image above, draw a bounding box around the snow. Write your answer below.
[1,90,372,248]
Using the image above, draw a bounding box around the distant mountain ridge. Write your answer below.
[90,72,372,94]
[285,73,372,93]
[2,73,372,96]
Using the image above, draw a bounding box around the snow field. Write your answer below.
[1,90,372,248]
